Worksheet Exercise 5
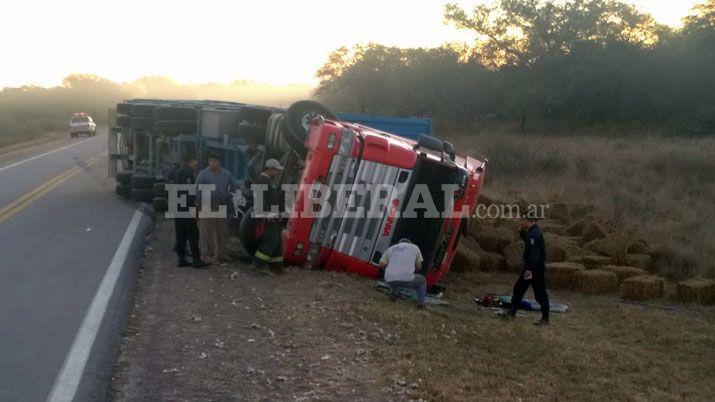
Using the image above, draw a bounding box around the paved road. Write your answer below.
[0,134,151,401]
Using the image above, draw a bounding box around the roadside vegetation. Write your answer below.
[0,75,310,148]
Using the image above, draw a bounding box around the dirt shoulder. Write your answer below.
[112,218,715,401]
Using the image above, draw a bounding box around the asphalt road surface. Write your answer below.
[0,133,151,401]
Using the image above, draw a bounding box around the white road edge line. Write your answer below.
[47,208,144,402]
[0,136,101,173]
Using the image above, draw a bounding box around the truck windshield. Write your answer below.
[71,116,90,123]
[392,156,459,272]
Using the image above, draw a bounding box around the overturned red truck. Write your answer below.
[276,110,485,287]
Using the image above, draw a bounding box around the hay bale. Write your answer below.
[475,226,515,254]
[503,242,524,272]
[451,247,479,272]
[566,220,589,237]
[621,275,665,301]
[581,255,613,269]
[574,269,619,294]
[569,204,595,220]
[540,221,567,236]
[548,203,569,221]
[545,233,588,263]
[625,254,652,270]
[676,277,715,305]
[585,235,628,263]
[601,265,646,282]
[546,262,584,289]
[478,252,507,272]
[582,222,607,243]
[626,238,651,255]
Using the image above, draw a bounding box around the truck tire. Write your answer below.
[443,141,455,160]
[281,100,337,151]
[152,197,168,213]
[131,174,156,189]
[130,104,155,118]
[153,182,168,198]
[153,120,198,136]
[131,188,154,203]
[115,183,131,198]
[116,115,132,128]
[415,134,443,153]
[131,117,154,130]
[116,170,133,185]
[240,107,273,126]
[153,106,197,121]
[238,206,262,256]
[116,102,133,115]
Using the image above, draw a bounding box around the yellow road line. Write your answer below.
[0,152,107,224]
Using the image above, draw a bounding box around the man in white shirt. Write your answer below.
[379,238,427,309]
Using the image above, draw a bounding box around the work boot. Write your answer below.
[270,264,286,275]
[177,257,191,267]
[193,259,211,269]
[534,317,550,326]
[416,304,427,310]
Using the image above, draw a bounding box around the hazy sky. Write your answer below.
[0,0,700,88]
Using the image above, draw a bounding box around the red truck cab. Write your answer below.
[283,119,484,286]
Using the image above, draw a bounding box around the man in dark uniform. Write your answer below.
[174,154,210,269]
[252,159,285,274]
[505,213,549,325]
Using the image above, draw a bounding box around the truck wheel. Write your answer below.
[116,170,133,185]
[131,188,154,203]
[153,120,198,136]
[443,141,455,160]
[238,206,262,256]
[131,174,156,189]
[115,183,131,199]
[153,182,168,198]
[153,106,197,121]
[415,134,443,152]
[116,115,132,128]
[130,104,155,118]
[152,197,168,213]
[131,117,154,130]
[281,100,337,151]
[116,102,133,115]
[240,107,273,126]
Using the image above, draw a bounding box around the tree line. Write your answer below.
[315,0,715,134]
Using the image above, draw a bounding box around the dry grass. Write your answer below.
[451,131,715,280]
[363,271,715,401]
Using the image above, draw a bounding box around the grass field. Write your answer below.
[451,129,715,280]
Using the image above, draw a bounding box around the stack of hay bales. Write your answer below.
[451,237,481,272]
[621,275,665,301]
[475,226,515,254]
[676,277,715,304]
[581,222,608,243]
[574,269,619,294]
[502,242,524,272]
[546,262,584,289]
[601,265,647,282]
[580,255,613,269]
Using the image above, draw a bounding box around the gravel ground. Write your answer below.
[111,218,415,401]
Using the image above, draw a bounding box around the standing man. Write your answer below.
[197,153,237,264]
[173,154,210,269]
[252,159,285,274]
[379,238,427,309]
[505,214,550,325]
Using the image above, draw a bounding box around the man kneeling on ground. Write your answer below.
[379,238,427,309]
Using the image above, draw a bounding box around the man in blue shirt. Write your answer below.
[196,153,237,264]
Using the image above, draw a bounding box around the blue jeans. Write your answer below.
[388,274,427,306]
